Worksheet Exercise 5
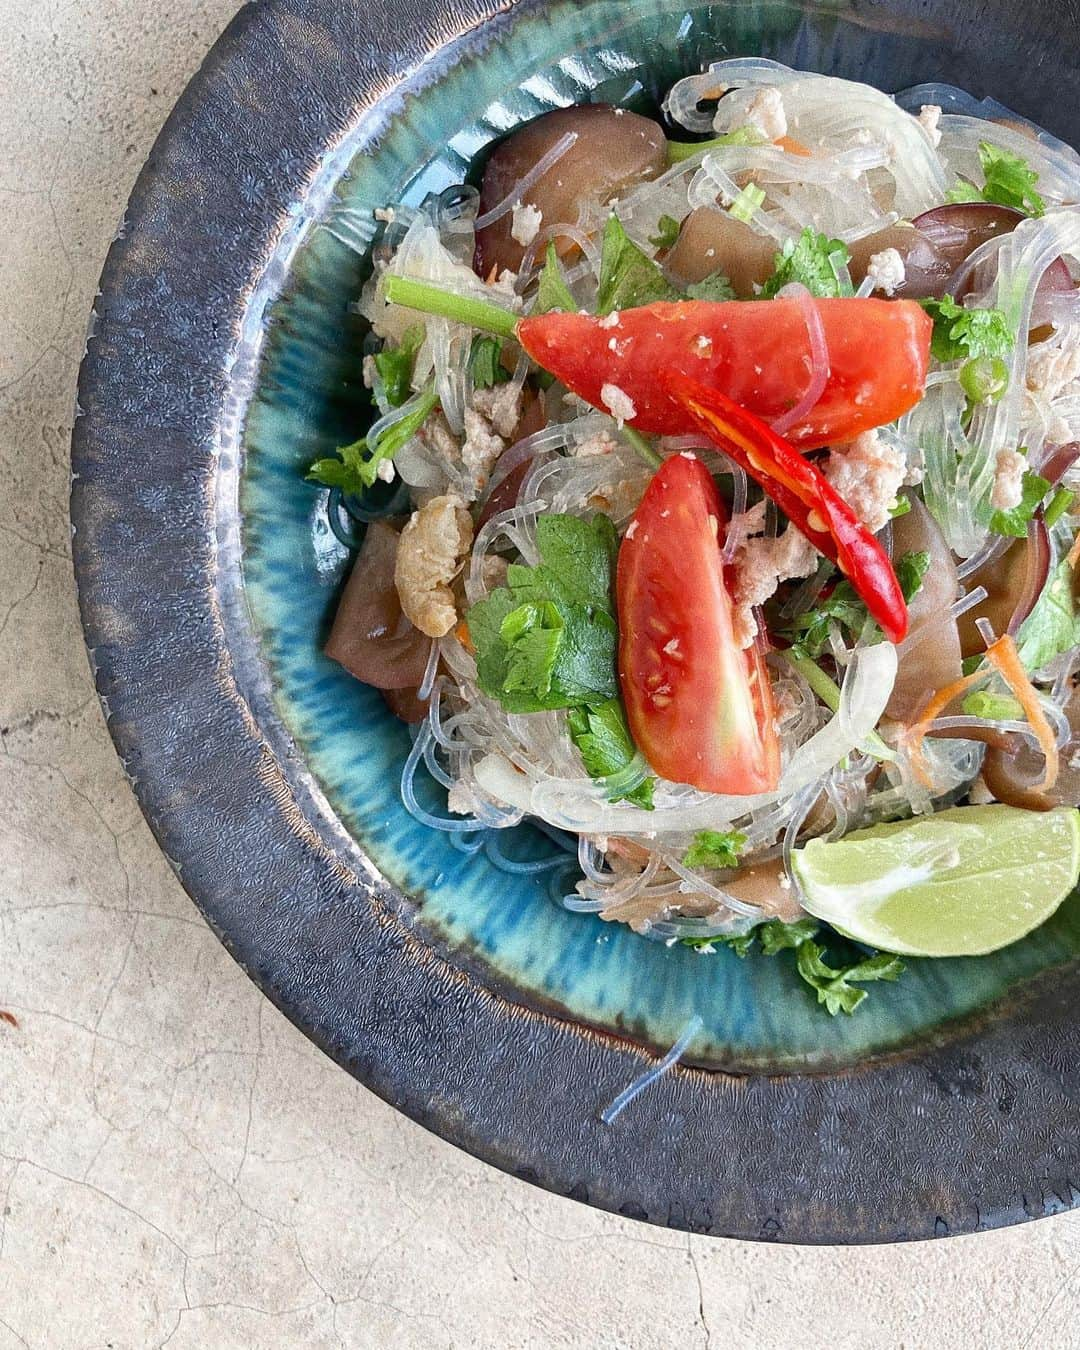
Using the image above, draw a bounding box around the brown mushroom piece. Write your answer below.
[955,530,1052,660]
[885,494,964,721]
[473,105,667,278]
[325,521,432,691]
[715,861,805,924]
[664,207,777,297]
[983,685,1080,809]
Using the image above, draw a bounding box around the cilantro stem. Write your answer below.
[622,426,662,469]
[383,276,519,339]
[666,128,763,163]
[782,649,894,762]
[784,647,841,711]
[1045,486,1075,529]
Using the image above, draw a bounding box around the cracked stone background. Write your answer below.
[3,1,1080,1346]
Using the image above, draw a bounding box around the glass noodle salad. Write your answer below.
[311,60,1080,1016]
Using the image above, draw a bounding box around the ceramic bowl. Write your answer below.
[72,0,1080,1241]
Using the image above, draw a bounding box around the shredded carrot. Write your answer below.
[985,634,1059,792]
[776,135,813,157]
[903,666,989,787]
[454,618,475,654]
[904,635,1059,792]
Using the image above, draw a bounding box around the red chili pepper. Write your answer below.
[663,372,909,644]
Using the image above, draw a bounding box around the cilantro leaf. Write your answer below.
[533,242,577,315]
[567,701,654,808]
[307,440,369,495]
[467,513,620,713]
[895,549,932,599]
[1016,556,1080,672]
[681,917,902,1015]
[950,141,1047,217]
[681,917,818,958]
[596,214,679,315]
[307,385,438,492]
[980,142,1045,215]
[759,917,821,955]
[787,550,928,658]
[468,335,511,389]
[682,829,746,870]
[947,143,1045,216]
[374,324,425,407]
[761,227,853,299]
[508,514,618,614]
[648,214,682,250]
[682,931,756,956]
[500,601,565,699]
[945,179,984,205]
[685,271,737,302]
[795,942,905,1015]
[921,295,1014,364]
[987,468,1050,538]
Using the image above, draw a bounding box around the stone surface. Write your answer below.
[2,1,1080,1345]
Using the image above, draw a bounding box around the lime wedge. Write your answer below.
[790,804,1080,957]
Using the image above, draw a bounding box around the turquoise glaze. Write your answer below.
[240,0,1080,1070]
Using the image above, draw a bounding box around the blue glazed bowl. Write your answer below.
[73,0,1080,1241]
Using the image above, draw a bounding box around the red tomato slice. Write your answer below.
[617,453,781,795]
[517,297,932,450]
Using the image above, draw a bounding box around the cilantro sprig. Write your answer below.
[794,942,905,1016]
[785,550,929,659]
[567,701,654,808]
[946,141,1046,217]
[466,514,654,806]
[308,384,438,494]
[920,295,1016,415]
[683,916,905,1015]
[921,294,1014,365]
[761,227,853,299]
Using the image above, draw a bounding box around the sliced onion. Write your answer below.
[770,284,830,437]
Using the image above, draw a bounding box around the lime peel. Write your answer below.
[790,804,1080,958]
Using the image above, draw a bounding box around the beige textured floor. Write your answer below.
[2,2,1080,1346]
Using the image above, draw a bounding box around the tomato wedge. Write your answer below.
[617,453,781,795]
[517,297,932,449]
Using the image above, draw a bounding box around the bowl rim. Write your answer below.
[70,0,1080,1243]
